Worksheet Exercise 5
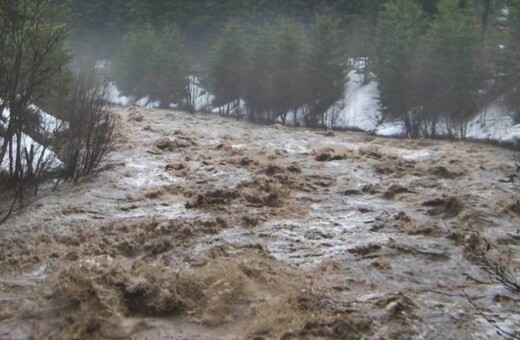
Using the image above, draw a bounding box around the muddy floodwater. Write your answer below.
[1,108,519,339]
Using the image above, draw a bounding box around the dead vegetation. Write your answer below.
[450,224,520,339]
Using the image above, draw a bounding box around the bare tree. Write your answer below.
[55,72,115,182]
[462,162,520,339]
[0,0,70,224]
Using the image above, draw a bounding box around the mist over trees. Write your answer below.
[423,0,481,137]
[62,0,520,136]
[374,0,424,136]
[239,15,346,127]
[207,21,248,117]
[502,0,520,120]
[306,13,348,127]
[374,0,481,137]
[2,0,520,143]
[111,25,188,108]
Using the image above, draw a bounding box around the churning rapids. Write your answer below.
[1,108,519,339]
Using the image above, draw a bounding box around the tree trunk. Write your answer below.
[15,129,23,181]
[0,138,8,170]
[9,137,13,175]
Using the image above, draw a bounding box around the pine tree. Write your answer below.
[207,20,248,116]
[244,24,276,122]
[306,12,348,128]
[111,25,188,107]
[149,26,188,108]
[271,18,307,124]
[111,25,158,101]
[503,0,520,119]
[66,0,130,68]
[243,17,311,124]
[374,0,424,137]
[427,0,480,136]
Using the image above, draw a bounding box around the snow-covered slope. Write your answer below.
[335,74,520,143]
[109,76,214,111]
[0,105,63,171]
[336,69,382,132]
[107,70,520,145]
[107,83,131,106]
[189,76,214,112]
[467,102,520,144]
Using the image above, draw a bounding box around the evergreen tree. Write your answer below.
[111,25,188,107]
[306,12,348,127]
[111,25,158,101]
[149,26,188,108]
[243,18,310,124]
[374,0,424,136]
[271,18,307,124]
[207,20,248,116]
[64,0,398,70]
[503,0,520,119]
[244,24,276,122]
[66,0,130,68]
[426,0,480,136]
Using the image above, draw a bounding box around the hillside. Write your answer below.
[112,68,520,145]
[1,107,519,339]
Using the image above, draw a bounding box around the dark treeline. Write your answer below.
[375,0,520,137]
[109,12,348,127]
[65,0,443,65]
[206,14,347,127]
[64,0,520,135]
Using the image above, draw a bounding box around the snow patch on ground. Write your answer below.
[107,83,131,106]
[336,69,383,131]
[189,76,214,112]
[135,96,160,109]
[29,104,68,135]
[467,102,520,144]
[2,102,66,136]
[1,105,63,171]
[0,132,62,171]
[106,68,520,145]
[375,121,405,137]
[113,77,214,111]
[211,99,247,116]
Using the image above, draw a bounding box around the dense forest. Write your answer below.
[60,0,520,137]
[2,0,520,190]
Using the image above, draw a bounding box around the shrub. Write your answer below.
[55,72,115,182]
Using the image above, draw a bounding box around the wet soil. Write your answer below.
[0,107,519,339]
